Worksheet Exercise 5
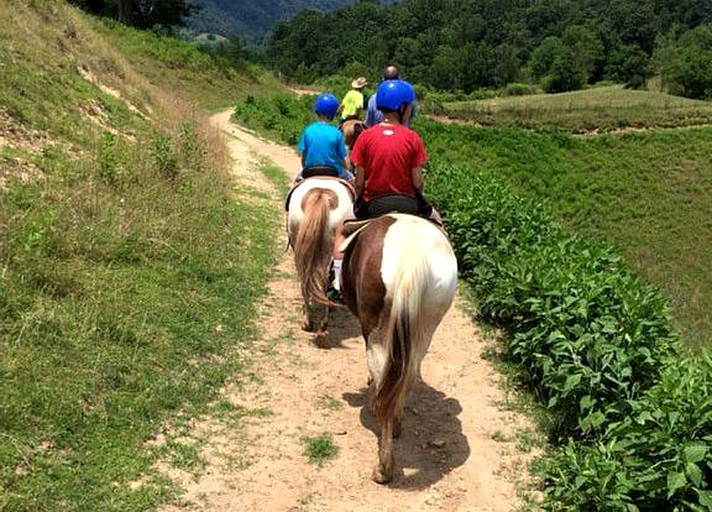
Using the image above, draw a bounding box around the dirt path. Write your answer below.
[159,111,539,512]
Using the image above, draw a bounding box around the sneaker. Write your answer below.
[326,287,344,304]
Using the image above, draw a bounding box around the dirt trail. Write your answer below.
[159,111,539,512]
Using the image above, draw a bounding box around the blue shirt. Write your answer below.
[365,93,382,127]
[365,92,417,127]
[298,122,348,177]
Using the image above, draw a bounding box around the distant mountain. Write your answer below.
[186,0,359,42]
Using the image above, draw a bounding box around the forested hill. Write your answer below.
[186,0,359,41]
[266,0,712,95]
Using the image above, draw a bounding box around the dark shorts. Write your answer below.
[354,193,433,219]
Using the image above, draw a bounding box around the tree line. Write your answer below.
[67,0,196,29]
[265,0,712,98]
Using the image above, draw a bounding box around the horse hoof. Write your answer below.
[313,331,330,348]
[371,464,392,484]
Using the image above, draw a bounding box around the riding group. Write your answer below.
[285,66,459,483]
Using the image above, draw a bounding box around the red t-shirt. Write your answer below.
[351,123,428,203]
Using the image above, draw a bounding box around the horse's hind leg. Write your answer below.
[372,416,394,484]
[310,302,330,348]
[302,301,316,332]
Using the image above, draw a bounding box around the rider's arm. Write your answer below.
[355,165,366,197]
[412,167,424,193]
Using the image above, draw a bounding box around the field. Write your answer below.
[435,84,712,132]
[416,118,712,350]
[0,2,285,509]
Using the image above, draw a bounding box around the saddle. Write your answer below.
[338,218,376,253]
[285,174,357,211]
[338,213,447,254]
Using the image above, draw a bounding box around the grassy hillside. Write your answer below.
[437,85,712,132]
[0,1,285,509]
[420,119,712,349]
[92,18,279,111]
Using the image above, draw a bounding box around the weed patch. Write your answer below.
[301,434,339,466]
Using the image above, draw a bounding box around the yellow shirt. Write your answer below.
[340,90,364,118]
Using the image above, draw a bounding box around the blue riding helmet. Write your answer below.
[314,93,340,119]
[376,80,416,111]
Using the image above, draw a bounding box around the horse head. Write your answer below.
[340,213,458,483]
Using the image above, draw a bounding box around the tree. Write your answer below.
[607,44,651,89]
[654,24,712,99]
[68,0,197,29]
[530,36,587,92]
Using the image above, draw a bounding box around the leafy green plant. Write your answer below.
[301,434,338,466]
[540,350,712,510]
[150,130,179,180]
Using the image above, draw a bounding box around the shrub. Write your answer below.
[427,165,678,442]
[655,24,712,100]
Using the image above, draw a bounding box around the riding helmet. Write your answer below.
[375,80,415,111]
[314,93,340,119]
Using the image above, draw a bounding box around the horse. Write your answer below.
[340,118,367,150]
[340,213,458,483]
[286,176,354,346]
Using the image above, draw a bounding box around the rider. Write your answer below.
[337,77,367,126]
[329,79,438,299]
[365,66,417,128]
[296,93,353,182]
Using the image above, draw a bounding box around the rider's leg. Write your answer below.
[332,221,347,291]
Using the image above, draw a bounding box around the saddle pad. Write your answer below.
[285,177,357,211]
[338,219,374,253]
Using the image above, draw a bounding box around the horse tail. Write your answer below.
[294,188,336,306]
[373,250,430,421]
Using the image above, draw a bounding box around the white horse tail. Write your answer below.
[294,187,337,307]
[373,257,425,421]
[373,216,458,422]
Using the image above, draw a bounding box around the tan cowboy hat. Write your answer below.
[351,77,368,89]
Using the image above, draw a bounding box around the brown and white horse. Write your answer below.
[340,118,367,150]
[340,213,458,483]
[287,177,354,345]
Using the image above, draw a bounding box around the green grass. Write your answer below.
[416,118,712,350]
[440,85,712,132]
[93,18,282,111]
[315,395,343,412]
[301,434,338,466]
[0,1,285,510]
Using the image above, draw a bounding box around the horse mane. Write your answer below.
[372,240,429,421]
[294,188,337,307]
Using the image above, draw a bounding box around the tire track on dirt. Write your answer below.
[159,111,539,512]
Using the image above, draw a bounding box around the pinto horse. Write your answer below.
[340,118,367,150]
[286,177,354,345]
[340,213,458,483]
